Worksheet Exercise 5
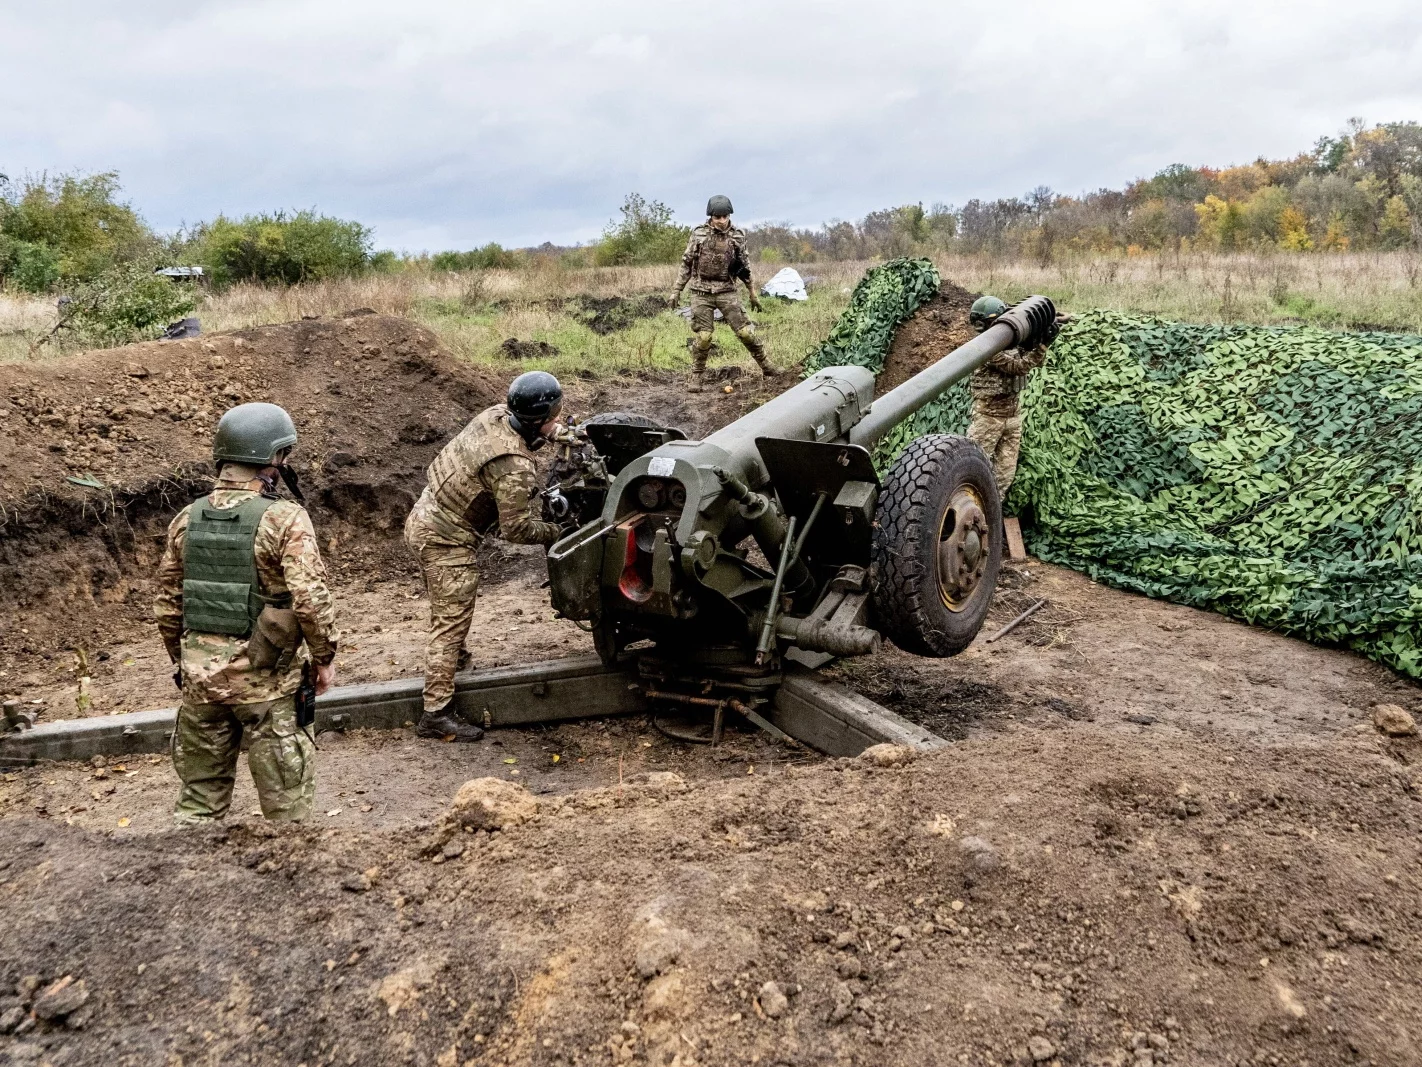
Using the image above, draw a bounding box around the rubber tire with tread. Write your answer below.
[871,433,1002,656]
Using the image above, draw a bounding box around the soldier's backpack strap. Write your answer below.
[181,494,291,637]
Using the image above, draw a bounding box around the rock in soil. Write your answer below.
[1372,703,1418,736]
[33,976,88,1021]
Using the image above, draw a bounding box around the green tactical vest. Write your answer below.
[181,494,289,636]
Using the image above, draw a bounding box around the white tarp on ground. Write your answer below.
[760,267,808,301]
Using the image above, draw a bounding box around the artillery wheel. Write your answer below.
[871,433,1001,656]
[583,410,661,429]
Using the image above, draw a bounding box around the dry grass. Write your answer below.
[940,250,1422,330]
[3,252,1419,370]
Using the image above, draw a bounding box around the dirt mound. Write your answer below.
[877,279,980,392]
[500,338,560,360]
[563,294,670,335]
[3,720,1418,1067]
[0,315,501,668]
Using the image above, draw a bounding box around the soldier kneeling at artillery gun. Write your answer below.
[154,403,339,824]
[404,371,567,742]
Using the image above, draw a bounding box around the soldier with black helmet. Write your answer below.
[404,371,566,741]
[671,194,774,393]
[153,402,339,823]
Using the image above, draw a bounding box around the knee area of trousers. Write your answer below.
[694,331,714,352]
[735,325,757,341]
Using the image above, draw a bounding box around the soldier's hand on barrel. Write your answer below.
[315,661,335,695]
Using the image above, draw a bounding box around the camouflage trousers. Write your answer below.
[967,405,1024,500]
[172,694,314,824]
[406,531,481,715]
[689,290,765,371]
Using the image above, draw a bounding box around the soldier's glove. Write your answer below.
[668,291,682,308]
[749,293,763,312]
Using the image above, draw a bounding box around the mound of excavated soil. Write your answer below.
[0,313,501,671]
[3,714,1418,1067]
[877,280,980,393]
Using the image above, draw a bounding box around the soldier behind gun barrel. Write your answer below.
[154,403,339,824]
[671,194,775,393]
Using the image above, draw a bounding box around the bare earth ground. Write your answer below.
[2,303,1422,1067]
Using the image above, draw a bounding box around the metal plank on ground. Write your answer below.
[770,665,948,757]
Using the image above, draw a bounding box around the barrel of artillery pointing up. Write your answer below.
[849,294,1058,448]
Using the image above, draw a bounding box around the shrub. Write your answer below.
[593,194,689,266]
[197,210,374,286]
[60,259,197,347]
[0,170,150,286]
[431,243,523,271]
[0,235,61,293]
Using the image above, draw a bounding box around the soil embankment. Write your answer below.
[2,298,1421,1066]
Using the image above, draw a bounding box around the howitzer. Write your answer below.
[548,295,1058,726]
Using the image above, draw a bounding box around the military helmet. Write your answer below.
[706,194,733,217]
[212,403,298,466]
[969,295,1008,332]
[507,371,563,439]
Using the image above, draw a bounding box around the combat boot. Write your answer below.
[687,370,706,394]
[416,708,485,742]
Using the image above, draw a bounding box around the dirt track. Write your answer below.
[2,299,1422,1066]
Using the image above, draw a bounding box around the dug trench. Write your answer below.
[2,298,1422,1066]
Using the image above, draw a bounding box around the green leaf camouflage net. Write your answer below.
[1010,310,1422,677]
[803,257,940,376]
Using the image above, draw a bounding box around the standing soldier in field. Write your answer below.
[671,194,774,393]
[154,403,338,824]
[965,295,1048,502]
[405,371,566,742]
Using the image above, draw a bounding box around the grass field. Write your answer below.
[3,251,1419,370]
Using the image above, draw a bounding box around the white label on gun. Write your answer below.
[648,457,675,477]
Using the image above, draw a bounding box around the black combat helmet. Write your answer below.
[212,403,298,466]
[507,371,563,444]
[706,194,733,217]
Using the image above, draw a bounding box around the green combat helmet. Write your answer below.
[212,403,298,466]
[706,194,733,217]
[969,295,1008,332]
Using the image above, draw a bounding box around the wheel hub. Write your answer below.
[937,488,991,611]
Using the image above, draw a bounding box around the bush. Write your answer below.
[431,243,523,271]
[0,235,61,293]
[0,170,150,288]
[60,259,197,347]
[197,210,374,286]
[593,194,689,267]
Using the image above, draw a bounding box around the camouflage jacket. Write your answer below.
[675,224,752,295]
[154,466,339,705]
[406,404,561,554]
[970,345,1047,415]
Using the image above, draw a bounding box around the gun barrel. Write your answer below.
[847,294,1057,449]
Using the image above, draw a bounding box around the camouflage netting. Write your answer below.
[803,257,940,376]
[800,257,955,468]
[1013,311,1422,677]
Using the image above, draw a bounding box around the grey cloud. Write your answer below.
[2,0,1420,250]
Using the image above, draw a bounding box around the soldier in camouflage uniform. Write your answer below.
[405,371,565,741]
[154,403,338,824]
[966,295,1047,500]
[671,194,773,393]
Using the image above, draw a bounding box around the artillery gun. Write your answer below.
[547,295,1058,735]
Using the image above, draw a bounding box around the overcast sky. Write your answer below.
[3,1,1421,251]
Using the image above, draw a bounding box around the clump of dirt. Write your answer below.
[877,279,980,392]
[0,315,501,673]
[562,294,670,335]
[500,338,560,360]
